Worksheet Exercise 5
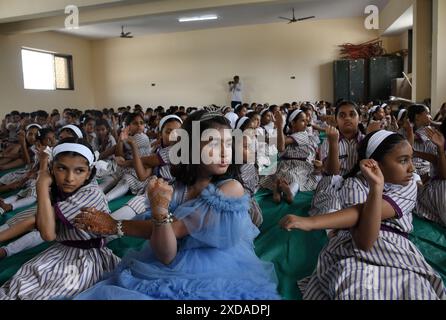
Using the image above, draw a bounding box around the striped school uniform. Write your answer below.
[309,132,363,216]
[0,145,38,185]
[0,181,120,300]
[153,144,174,182]
[114,133,152,195]
[2,206,37,227]
[260,131,319,192]
[306,124,320,148]
[412,128,433,177]
[91,134,117,178]
[123,145,175,217]
[415,142,446,226]
[239,163,263,227]
[256,127,279,173]
[299,174,446,300]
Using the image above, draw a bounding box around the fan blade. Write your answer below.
[279,16,291,21]
[125,32,131,36]
[297,16,315,21]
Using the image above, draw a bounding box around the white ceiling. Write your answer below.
[57,0,390,39]
[382,5,413,36]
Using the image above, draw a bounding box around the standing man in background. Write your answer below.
[229,75,242,109]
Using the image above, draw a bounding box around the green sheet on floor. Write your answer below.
[0,185,445,300]
[253,189,328,300]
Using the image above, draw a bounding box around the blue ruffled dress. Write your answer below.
[74,181,281,300]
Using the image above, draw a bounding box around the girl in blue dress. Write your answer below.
[72,109,281,300]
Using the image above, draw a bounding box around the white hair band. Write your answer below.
[368,105,379,114]
[61,125,83,139]
[235,116,249,130]
[366,130,396,159]
[288,109,303,125]
[26,123,42,131]
[52,143,95,167]
[158,115,183,131]
[397,109,407,121]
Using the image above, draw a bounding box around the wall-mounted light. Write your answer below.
[178,15,218,22]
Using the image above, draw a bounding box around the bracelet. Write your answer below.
[116,220,124,237]
[152,212,174,226]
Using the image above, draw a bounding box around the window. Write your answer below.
[21,48,74,90]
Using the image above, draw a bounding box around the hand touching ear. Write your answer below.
[360,159,384,188]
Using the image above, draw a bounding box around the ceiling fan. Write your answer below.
[279,8,315,24]
[120,25,133,38]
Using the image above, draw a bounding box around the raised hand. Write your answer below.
[325,115,337,127]
[273,110,283,129]
[425,127,445,149]
[279,214,314,232]
[119,127,130,143]
[35,143,49,166]
[402,118,414,146]
[126,135,136,146]
[115,156,126,167]
[313,159,323,170]
[74,208,117,235]
[147,177,173,221]
[325,125,339,143]
[360,159,384,188]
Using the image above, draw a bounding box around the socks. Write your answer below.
[106,180,130,202]
[3,230,44,257]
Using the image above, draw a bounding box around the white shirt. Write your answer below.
[230,82,242,102]
[225,112,239,129]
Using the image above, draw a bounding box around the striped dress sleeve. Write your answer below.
[320,139,329,163]
[157,146,171,165]
[56,187,109,224]
[339,176,368,208]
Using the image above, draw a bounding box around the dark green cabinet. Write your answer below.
[333,59,365,104]
[368,56,404,101]
[334,56,404,103]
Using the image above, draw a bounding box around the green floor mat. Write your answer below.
[410,216,446,284]
[254,189,328,300]
[106,195,147,258]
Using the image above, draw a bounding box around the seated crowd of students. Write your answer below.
[0,99,445,300]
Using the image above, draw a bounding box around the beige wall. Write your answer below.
[431,0,446,114]
[412,0,432,102]
[382,35,403,53]
[92,17,379,108]
[382,31,410,73]
[0,31,95,118]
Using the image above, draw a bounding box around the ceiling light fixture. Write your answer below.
[178,15,218,22]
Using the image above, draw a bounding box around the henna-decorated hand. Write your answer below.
[74,207,117,235]
[147,177,173,221]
